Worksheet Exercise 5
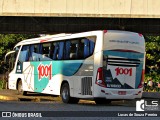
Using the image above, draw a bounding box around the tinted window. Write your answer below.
[18,36,96,62]
[39,43,52,61]
[29,44,39,61]
[51,37,95,60]
[19,45,29,62]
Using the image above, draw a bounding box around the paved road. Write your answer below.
[0,100,160,120]
[0,89,160,119]
[0,100,136,111]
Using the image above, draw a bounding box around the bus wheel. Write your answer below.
[94,98,111,104]
[61,83,79,104]
[17,80,27,95]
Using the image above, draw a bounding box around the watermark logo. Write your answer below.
[1,112,42,118]
[136,100,145,111]
[2,112,11,117]
[136,99,159,111]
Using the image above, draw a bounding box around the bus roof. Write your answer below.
[14,30,143,48]
[14,30,101,47]
[15,33,72,47]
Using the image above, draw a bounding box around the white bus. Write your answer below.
[5,30,145,104]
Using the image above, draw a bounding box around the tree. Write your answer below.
[0,34,38,74]
[145,36,160,83]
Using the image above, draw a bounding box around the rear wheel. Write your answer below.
[94,98,111,104]
[61,83,79,104]
[17,80,27,95]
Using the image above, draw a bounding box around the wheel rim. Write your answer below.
[62,86,68,100]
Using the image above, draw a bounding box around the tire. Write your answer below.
[17,80,27,95]
[94,98,111,104]
[61,83,79,104]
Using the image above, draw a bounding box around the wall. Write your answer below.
[0,0,160,18]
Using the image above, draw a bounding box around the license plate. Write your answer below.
[118,91,126,95]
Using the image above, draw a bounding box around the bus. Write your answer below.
[5,30,145,104]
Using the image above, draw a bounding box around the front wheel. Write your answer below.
[17,80,27,95]
[61,83,79,104]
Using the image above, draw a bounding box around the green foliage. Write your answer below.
[0,34,38,74]
[145,36,160,92]
[0,34,37,58]
[0,80,5,89]
[145,36,160,75]
[0,80,2,89]
[0,34,160,85]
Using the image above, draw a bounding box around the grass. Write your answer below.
[0,80,3,89]
[0,80,6,89]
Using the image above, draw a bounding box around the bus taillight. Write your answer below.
[103,30,107,33]
[138,69,145,88]
[138,33,143,37]
[96,67,106,88]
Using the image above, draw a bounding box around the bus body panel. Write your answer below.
[16,56,94,97]
[7,30,145,102]
[93,30,145,99]
[103,50,144,89]
[8,72,24,90]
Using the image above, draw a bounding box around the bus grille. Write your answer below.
[107,57,140,67]
[81,77,92,95]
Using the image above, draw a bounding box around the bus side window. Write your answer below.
[89,40,95,55]
[50,38,95,60]
[83,38,95,58]
[29,44,39,61]
[52,42,65,60]
[84,39,90,58]
[53,42,59,60]
[70,40,78,59]
[78,40,84,59]
[39,43,51,61]
[64,41,71,60]
[49,43,54,59]
[58,42,64,60]
[19,45,29,62]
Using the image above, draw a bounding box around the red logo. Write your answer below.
[115,67,132,76]
[38,64,52,80]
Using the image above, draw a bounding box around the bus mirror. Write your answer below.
[4,50,16,70]
[4,55,9,64]
[5,51,16,62]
